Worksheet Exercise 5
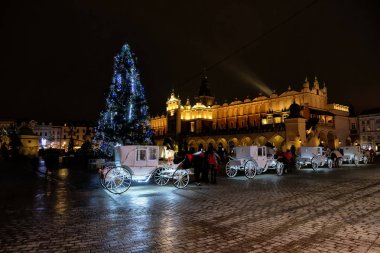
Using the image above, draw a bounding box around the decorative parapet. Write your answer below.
[328,103,349,112]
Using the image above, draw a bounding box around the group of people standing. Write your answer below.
[190,143,223,186]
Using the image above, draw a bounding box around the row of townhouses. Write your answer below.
[0,120,95,156]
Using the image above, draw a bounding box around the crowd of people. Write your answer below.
[181,143,227,186]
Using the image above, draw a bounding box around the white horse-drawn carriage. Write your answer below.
[339,146,368,165]
[99,145,192,194]
[295,147,333,170]
[226,146,284,178]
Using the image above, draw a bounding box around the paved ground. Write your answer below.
[0,159,380,253]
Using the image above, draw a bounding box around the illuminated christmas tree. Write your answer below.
[95,43,152,156]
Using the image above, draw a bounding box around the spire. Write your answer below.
[198,70,211,97]
[288,85,292,91]
[185,98,190,106]
[313,76,320,89]
[322,82,327,93]
[303,77,310,88]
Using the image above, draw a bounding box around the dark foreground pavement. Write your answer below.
[0,159,379,253]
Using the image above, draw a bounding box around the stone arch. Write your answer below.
[255,136,267,146]
[196,139,207,151]
[240,136,253,146]
[216,138,228,150]
[228,138,239,154]
[187,139,197,151]
[270,134,285,150]
[206,138,216,149]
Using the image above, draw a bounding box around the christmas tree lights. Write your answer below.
[95,43,152,156]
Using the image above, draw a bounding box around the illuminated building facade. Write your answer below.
[31,121,94,150]
[151,75,354,153]
[358,110,380,152]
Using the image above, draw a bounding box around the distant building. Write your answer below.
[31,121,95,151]
[18,126,39,157]
[150,75,352,153]
[358,109,380,152]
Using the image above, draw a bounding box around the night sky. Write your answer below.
[1,0,379,122]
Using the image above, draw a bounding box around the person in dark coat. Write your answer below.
[192,150,205,186]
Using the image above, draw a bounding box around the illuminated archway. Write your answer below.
[196,139,207,151]
[187,139,197,152]
[270,134,285,150]
[241,136,253,146]
[216,138,228,150]
[255,136,267,146]
[206,138,216,149]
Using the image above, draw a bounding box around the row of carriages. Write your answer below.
[99,145,374,194]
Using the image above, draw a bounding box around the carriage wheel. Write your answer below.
[363,156,368,164]
[172,169,189,189]
[337,158,343,167]
[311,159,319,171]
[104,166,132,194]
[276,162,284,176]
[327,159,333,169]
[244,160,257,179]
[225,161,238,177]
[154,167,170,186]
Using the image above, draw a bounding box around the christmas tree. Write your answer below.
[95,43,152,156]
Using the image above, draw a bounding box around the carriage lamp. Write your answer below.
[338,140,342,145]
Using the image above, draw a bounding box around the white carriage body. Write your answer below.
[226,145,283,178]
[115,145,162,182]
[339,146,365,163]
[296,147,325,167]
[232,146,277,170]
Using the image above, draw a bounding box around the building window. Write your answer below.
[190,122,195,132]
[351,123,356,130]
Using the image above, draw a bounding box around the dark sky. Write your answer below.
[1,0,379,122]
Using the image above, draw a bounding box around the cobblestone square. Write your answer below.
[1,162,379,252]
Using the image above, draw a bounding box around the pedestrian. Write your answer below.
[206,143,220,184]
[191,150,204,186]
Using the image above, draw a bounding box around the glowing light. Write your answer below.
[223,63,272,96]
